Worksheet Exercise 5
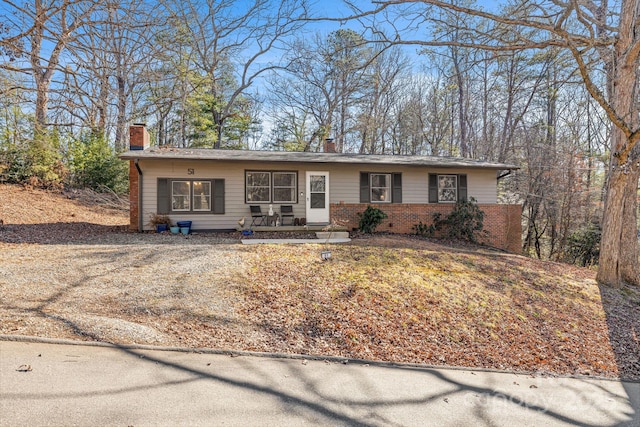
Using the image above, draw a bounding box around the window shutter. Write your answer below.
[157,178,170,213]
[392,173,402,203]
[428,174,438,203]
[458,174,468,202]
[213,179,225,214]
[360,172,370,203]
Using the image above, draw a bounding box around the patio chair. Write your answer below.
[280,205,294,226]
[250,205,266,226]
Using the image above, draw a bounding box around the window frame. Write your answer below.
[192,180,212,212]
[360,172,402,204]
[245,171,271,203]
[171,180,191,212]
[245,170,298,204]
[437,174,458,203]
[272,171,297,203]
[428,173,467,204]
[370,173,392,203]
[158,178,224,214]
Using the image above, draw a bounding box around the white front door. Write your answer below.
[306,171,330,224]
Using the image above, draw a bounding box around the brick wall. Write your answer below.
[331,203,522,253]
[128,125,150,231]
[129,161,139,231]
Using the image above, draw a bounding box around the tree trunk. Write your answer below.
[597,156,640,286]
[452,52,468,157]
[620,161,640,282]
[114,76,127,152]
[596,0,640,286]
[597,93,640,286]
[34,79,49,134]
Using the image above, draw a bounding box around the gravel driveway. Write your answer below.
[0,232,255,347]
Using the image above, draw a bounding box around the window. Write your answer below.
[438,175,457,202]
[309,174,326,208]
[428,174,467,203]
[245,171,297,203]
[246,172,270,202]
[273,172,296,203]
[158,179,224,214]
[171,181,190,211]
[192,181,211,211]
[360,172,402,203]
[370,173,391,203]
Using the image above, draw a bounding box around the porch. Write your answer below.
[249,225,349,233]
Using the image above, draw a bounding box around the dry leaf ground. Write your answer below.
[0,184,638,380]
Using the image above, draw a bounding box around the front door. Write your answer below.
[306,171,330,224]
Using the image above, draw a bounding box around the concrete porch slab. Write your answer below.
[241,238,351,245]
[316,231,350,239]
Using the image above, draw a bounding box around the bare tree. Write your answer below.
[269,29,379,152]
[355,45,409,154]
[161,0,309,149]
[1,0,98,134]
[343,0,639,286]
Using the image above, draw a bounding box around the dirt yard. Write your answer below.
[1,184,638,381]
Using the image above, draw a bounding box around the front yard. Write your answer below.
[0,184,638,380]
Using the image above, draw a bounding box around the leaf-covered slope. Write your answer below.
[241,239,639,380]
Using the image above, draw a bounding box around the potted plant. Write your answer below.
[148,213,172,233]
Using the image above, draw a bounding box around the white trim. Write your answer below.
[306,171,330,224]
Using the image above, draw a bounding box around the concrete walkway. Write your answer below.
[1,338,638,426]
[241,238,351,244]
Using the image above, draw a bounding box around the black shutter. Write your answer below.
[458,174,468,202]
[213,179,225,214]
[157,178,170,213]
[360,172,370,203]
[428,174,438,203]
[392,173,402,203]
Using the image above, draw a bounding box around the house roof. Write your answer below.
[119,147,519,170]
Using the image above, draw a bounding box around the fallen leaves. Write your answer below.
[1,183,638,381]
[239,241,639,380]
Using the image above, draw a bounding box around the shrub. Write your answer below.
[413,216,438,237]
[565,222,601,267]
[69,132,128,194]
[414,198,486,243]
[357,205,388,234]
[0,144,30,183]
[0,133,66,188]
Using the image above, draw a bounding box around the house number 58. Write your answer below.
[187,168,195,175]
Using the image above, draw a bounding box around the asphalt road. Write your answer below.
[1,338,638,426]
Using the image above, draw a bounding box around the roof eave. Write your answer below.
[118,150,519,170]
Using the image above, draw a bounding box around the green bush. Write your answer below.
[0,144,30,183]
[357,205,388,234]
[69,132,128,194]
[0,133,66,188]
[413,216,438,237]
[414,198,486,243]
[566,222,601,267]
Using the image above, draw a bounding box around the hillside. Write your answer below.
[0,184,129,243]
[0,184,638,380]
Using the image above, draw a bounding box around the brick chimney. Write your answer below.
[128,124,149,232]
[323,138,336,153]
[130,123,150,150]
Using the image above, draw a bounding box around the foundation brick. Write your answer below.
[128,125,150,231]
[331,203,522,253]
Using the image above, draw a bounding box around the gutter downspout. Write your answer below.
[135,159,143,232]
[497,170,512,180]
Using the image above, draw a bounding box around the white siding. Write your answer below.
[137,159,499,230]
[325,165,497,204]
